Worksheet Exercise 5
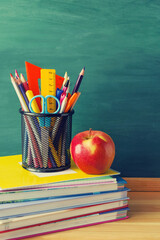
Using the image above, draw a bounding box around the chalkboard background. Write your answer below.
[0,0,160,177]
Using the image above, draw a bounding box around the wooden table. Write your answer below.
[24,191,160,240]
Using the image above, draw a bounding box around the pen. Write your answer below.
[72,67,85,95]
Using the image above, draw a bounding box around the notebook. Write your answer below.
[0,208,129,240]
[0,154,119,190]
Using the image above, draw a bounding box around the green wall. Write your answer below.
[0,0,160,177]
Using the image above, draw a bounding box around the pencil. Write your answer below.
[71,67,85,95]
[20,73,29,92]
[10,73,43,168]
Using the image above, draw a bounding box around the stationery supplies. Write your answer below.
[62,71,69,88]
[8,64,130,239]
[20,73,29,92]
[41,69,56,113]
[72,67,85,95]
[65,92,80,112]
[10,65,85,173]
[26,90,40,113]
[10,74,42,168]
[25,62,64,109]
[25,62,42,110]
[20,109,74,172]
[60,79,70,105]
[29,95,60,168]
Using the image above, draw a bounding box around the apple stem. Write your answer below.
[89,128,92,138]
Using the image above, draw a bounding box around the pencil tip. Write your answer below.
[10,73,13,78]
[20,73,25,82]
[80,67,85,76]
[15,69,19,78]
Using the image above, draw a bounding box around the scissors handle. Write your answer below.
[29,95,60,114]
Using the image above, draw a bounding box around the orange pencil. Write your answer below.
[64,92,80,113]
[70,92,81,111]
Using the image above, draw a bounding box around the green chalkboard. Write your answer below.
[0,0,160,177]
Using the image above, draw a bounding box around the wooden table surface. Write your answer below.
[24,192,160,240]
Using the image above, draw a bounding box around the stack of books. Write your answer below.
[0,155,129,240]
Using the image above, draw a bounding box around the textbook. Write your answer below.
[0,177,126,202]
[0,155,119,190]
[0,188,129,219]
[0,199,128,232]
[0,208,129,240]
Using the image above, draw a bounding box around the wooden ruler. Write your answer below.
[41,69,56,113]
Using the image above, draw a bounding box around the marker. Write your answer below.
[20,73,29,92]
[72,67,85,95]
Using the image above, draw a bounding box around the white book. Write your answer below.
[0,208,129,240]
[0,188,128,219]
[0,199,129,232]
[0,178,125,202]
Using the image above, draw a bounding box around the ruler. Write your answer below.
[41,69,56,113]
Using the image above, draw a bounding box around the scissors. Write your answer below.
[29,95,60,168]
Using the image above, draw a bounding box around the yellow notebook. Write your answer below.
[0,155,119,190]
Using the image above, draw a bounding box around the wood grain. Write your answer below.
[22,192,160,240]
[124,178,160,192]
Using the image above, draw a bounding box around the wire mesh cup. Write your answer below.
[20,109,74,172]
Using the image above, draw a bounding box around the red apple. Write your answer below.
[70,129,115,175]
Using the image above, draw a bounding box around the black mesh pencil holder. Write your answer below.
[19,109,74,172]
